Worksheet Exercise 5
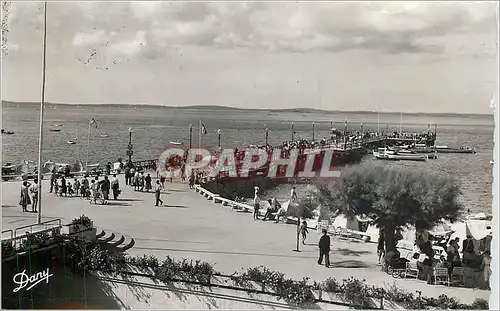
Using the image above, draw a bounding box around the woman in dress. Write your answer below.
[145,173,152,192]
[20,181,32,212]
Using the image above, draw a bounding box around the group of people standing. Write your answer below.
[48,170,121,203]
[19,179,39,212]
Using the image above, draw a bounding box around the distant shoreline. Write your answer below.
[1,100,493,118]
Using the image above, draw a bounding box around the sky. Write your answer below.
[1,1,498,114]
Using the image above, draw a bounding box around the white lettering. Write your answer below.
[267,148,299,178]
[13,268,53,293]
[240,148,268,177]
[210,149,238,178]
[298,149,321,178]
[319,149,341,178]
[185,148,211,174]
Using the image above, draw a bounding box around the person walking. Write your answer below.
[73,177,80,196]
[377,228,385,264]
[30,179,38,212]
[81,176,89,198]
[49,169,56,193]
[139,171,145,192]
[154,180,163,207]
[124,166,130,186]
[290,186,298,203]
[253,187,261,220]
[20,181,32,212]
[188,170,195,189]
[61,176,67,197]
[318,229,331,267]
[111,174,120,200]
[101,175,110,200]
[90,179,99,204]
[145,173,152,192]
[299,221,309,245]
[134,170,140,191]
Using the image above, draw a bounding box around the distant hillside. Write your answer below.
[1,100,493,118]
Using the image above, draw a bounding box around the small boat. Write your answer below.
[49,128,61,132]
[399,148,438,159]
[1,129,14,135]
[170,141,182,145]
[374,149,428,162]
[53,124,63,127]
[434,146,476,154]
[67,140,76,145]
[100,134,109,138]
[373,149,400,161]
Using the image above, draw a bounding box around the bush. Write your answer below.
[62,239,488,309]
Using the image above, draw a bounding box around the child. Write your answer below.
[299,221,309,245]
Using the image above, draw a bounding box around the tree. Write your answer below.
[311,165,463,253]
[291,194,317,252]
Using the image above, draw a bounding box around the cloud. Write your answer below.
[131,2,497,55]
[8,1,499,58]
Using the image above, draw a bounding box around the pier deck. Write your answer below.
[1,174,487,304]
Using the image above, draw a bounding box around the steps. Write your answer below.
[96,228,135,253]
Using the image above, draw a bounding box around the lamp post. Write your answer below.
[217,129,221,149]
[36,1,48,225]
[189,124,193,149]
[343,120,348,150]
[360,123,364,135]
[312,122,315,141]
[291,122,295,141]
[127,128,133,164]
[265,128,269,146]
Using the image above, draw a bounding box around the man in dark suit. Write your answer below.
[318,229,331,267]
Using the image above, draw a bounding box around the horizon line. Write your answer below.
[1,100,494,117]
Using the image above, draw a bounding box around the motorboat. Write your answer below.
[100,134,109,138]
[49,128,61,132]
[67,140,76,145]
[170,141,182,145]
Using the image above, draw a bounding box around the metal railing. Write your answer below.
[13,218,62,239]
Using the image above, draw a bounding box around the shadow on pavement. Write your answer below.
[335,248,372,257]
[161,205,188,208]
[327,260,369,269]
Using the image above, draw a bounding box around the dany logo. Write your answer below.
[13,268,53,292]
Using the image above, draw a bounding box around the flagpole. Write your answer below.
[198,120,202,150]
[85,119,91,170]
[36,1,48,224]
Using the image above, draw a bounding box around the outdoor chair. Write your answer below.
[451,267,464,286]
[404,262,419,279]
[433,267,450,286]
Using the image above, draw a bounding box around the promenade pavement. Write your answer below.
[1,175,489,304]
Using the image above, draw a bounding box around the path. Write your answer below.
[1,175,489,304]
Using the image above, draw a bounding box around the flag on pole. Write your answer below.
[217,129,221,135]
[201,122,208,135]
[90,118,98,128]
